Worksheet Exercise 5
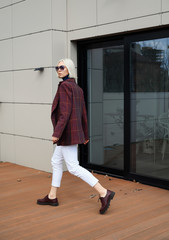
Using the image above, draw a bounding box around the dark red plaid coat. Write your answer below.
[51,78,89,146]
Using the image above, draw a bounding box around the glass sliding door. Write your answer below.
[87,45,124,170]
[130,37,169,180]
[78,28,169,189]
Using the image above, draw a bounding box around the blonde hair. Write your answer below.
[57,58,77,79]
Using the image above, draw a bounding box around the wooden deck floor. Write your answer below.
[1,162,169,240]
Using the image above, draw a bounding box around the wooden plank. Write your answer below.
[0,162,169,240]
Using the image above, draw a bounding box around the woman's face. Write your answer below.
[56,61,69,78]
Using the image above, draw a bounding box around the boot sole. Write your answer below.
[100,191,115,214]
[37,201,59,206]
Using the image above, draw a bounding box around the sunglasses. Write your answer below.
[55,65,65,71]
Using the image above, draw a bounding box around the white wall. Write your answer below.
[0,0,67,172]
[68,0,169,41]
[0,0,169,172]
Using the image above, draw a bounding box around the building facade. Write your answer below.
[0,0,169,188]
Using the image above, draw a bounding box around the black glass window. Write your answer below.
[78,29,169,189]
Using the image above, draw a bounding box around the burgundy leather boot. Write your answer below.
[37,195,59,206]
[99,190,115,214]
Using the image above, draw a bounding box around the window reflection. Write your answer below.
[131,37,169,180]
[103,46,124,92]
[87,46,124,170]
[131,39,169,92]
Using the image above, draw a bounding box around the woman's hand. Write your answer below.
[84,139,89,145]
[52,136,59,144]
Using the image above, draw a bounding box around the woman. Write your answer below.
[37,58,115,214]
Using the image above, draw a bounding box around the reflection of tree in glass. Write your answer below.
[106,108,124,130]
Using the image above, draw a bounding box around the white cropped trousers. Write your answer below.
[51,145,98,188]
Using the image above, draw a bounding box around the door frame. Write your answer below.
[77,27,169,190]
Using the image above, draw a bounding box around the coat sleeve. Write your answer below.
[52,83,72,138]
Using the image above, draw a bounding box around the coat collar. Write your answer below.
[58,78,76,86]
[52,78,76,113]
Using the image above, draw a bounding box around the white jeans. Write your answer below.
[51,145,98,188]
